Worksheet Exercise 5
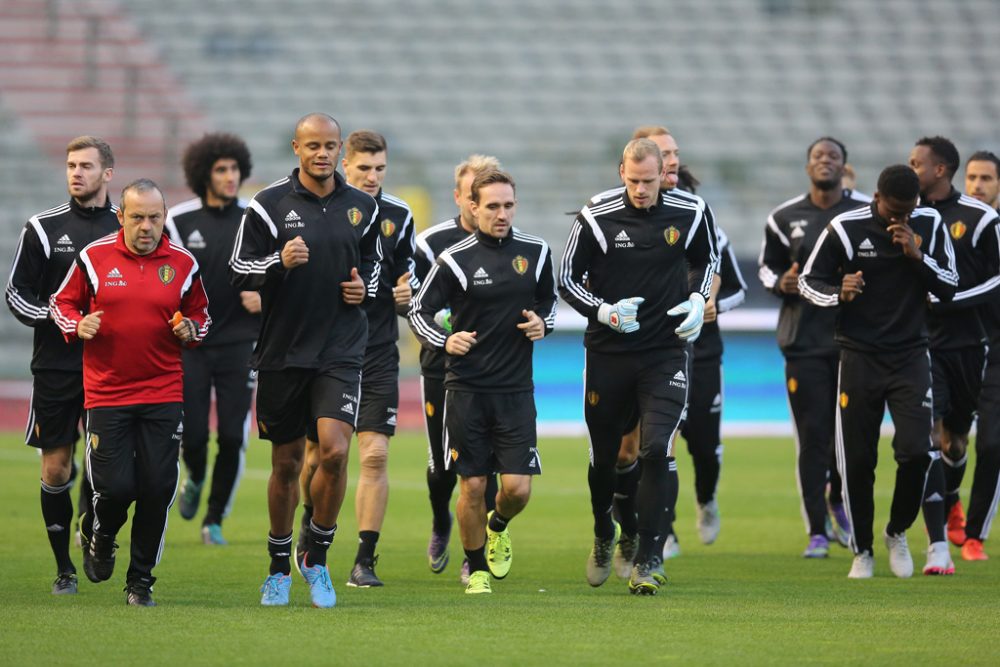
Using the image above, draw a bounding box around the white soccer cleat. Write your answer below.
[697,500,721,545]
[884,532,913,578]
[847,553,874,579]
[662,533,681,560]
[922,541,955,576]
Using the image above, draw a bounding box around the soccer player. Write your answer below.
[560,138,717,595]
[799,165,957,579]
[409,169,557,595]
[414,154,502,583]
[759,137,870,558]
[910,138,999,569]
[230,113,381,608]
[51,178,211,606]
[166,133,258,546]
[954,151,1000,560]
[295,130,417,587]
[652,164,747,566]
[5,135,119,595]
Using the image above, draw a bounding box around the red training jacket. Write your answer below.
[50,230,211,408]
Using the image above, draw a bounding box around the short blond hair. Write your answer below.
[454,154,502,189]
[622,138,663,173]
[632,125,671,141]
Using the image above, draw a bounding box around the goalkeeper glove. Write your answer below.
[667,292,706,342]
[433,308,453,334]
[597,297,644,333]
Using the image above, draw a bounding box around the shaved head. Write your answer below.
[294,113,341,139]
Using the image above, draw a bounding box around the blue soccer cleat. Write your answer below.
[297,551,336,608]
[259,572,291,606]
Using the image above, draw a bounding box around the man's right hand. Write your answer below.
[779,262,800,294]
[840,271,864,302]
[281,235,309,269]
[597,297,644,333]
[77,310,104,340]
[445,331,477,356]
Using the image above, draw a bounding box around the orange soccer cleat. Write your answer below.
[961,538,988,561]
[946,500,967,547]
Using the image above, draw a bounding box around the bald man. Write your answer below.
[231,113,382,608]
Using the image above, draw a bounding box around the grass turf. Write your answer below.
[0,431,998,666]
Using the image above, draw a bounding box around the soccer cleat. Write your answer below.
[923,541,955,575]
[628,560,661,595]
[662,533,681,560]
[946,500,967,547]
[428,517,451,574]
[586,522,620,587]
[696,499,721,545]
[828,503,852,548]
[52,572,78,595]
[124,582,156,607]
[884,532,913,578]
[460,558,471,586]
[178,478,203,521]
[347,556,384,588]
[201,523,227,546]
[803,534,830,558]
[847,553,874,579]
[613,533,638,579]
[961,538,988,561]
[648,555,668,585]
[259,572,291,606]
[82,532,117,583]
[297,554,336,608]
[465,570,492,595]
[485,511,512,579]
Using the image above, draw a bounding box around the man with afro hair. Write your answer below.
[165,132,259,545]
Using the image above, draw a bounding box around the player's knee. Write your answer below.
[358,433,389,471]
[40,453,73,486]
[946,432,968,460]
[460,475,487,498]
[318,439,350,474]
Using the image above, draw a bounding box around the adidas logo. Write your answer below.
[57,234,72,245]
[614,229,634,248]
[285,210,301,222]
[341,402,355,415]
[387,414,397,426]
[187,229,206,249]
[46,523,65,533]
[673,371,686,381]
[615,230,630,242]
[106,267,123,279]
[670,370,687,388]
[926,492,944,503]
[859,238,874,250]
[790,227,805,239]
[474,267,489,279]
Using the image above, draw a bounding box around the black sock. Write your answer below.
[267,532,292,575]
[464,546,488,573]
[636,456,670,563]
[919,457,946,543]
[77,465,93,521]
[427,468,457,535]
[485,474,499,513]
[613,460,641,537]
[488,510,510,533]
[307,520,336,567]
[942,453,967,513]
[41,479,75,574]
[356,530,379,563]
[589,464,616,540]
[300,504,313,530]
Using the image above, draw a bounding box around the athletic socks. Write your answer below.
[920,456,947,544]
[267,532,293,575]
[307,520,336,567]
[40,479,75,574]
[485,473,499,513]
[942,453,968,514]
[355,530,379,564]
[464,546,488,574]
[613,460,641,537]
[427,468,457,535]
[588,464,617,540]
[487,510,510,533]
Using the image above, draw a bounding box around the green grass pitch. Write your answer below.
[1,431,998,666]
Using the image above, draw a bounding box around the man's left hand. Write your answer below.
[341,267,365,304]
[172,317,197,343]
[516,309,545,341]
[667,292,706,342]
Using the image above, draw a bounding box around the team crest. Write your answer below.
[950,221,966,240]
[913,233,923,249]
[451,449,459,461]
[381,219,396,237]
[88,433,99,450]
[587,391,600,406]
[158,264,176,285]
[787,378,798,394]
[35,424,41,438]
[664,226,681,246]
[512,255,529,275]
[425,401,435,418]
[840,393,849,409]
[258,420,268,435]
[347,207,363,226]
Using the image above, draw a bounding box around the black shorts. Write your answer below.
[444,390,540,477]
[256,364,361,444]
[931,345,986,435]
[356,342,400,436]
[25,371,84,449]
